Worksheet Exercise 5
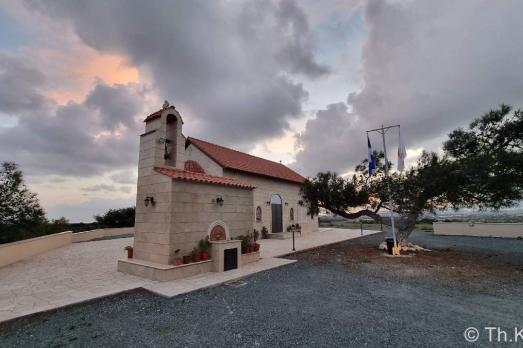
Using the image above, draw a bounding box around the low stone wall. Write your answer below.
[433,222,523,238]
[0,231,73,268]
[0,227,135,268]
[71,227,134,243]
[241,251,260,265]
[117,258,213,281]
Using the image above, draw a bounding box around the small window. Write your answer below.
[256,206,262,222]
[290,208,294,221]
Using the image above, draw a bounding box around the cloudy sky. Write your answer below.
[1,0,522,222]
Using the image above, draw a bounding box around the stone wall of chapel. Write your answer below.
[168,181,253,259]
[184,144,223,176]
[223,170,319,235]
[134,130,175,264]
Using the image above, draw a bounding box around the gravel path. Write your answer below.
[1,232,521,347]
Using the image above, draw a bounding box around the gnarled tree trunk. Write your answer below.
[380,212,418,242]
[326,206,418,243]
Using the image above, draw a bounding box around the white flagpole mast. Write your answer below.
[366,124,400,251]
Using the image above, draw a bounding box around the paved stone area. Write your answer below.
[260,228,374,258]
[0,228,376,323]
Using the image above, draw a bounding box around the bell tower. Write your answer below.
[142,100,185,170]
[133,100,186,264]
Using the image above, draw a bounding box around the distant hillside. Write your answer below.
[320,206,523,223]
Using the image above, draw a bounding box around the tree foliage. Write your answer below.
[94,207,135,228]
[301,105,523,241]
[444,104,523,208]
[0,162,46,226]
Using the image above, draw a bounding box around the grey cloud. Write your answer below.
[24,0,328,149]
[293,103,362,175]
[81,184,132,193]
[0,57,145,176]
[85,83,144,129]
[294,0,523,176]
[0,53,50,113]
[273,0,330,78]
[109,170,137,185]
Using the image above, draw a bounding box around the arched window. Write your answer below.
[164,114,178,166]
[256,206,262,222]
[290,208,294,221]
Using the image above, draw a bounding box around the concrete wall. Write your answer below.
[0,232,72,268]
[224,170,318,235]
[433,222,523,238]
[71,227,134,243]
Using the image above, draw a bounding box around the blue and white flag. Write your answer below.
[397,129,407,172]
[367,135,377,175]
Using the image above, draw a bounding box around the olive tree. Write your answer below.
[301,105,523,242]
[0,162,46,226]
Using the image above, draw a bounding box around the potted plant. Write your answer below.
[252,229,260,251]
[191,247,201,262]
[246,233,254,253]
[183,255,192,264]
[253,229,260,252]
[295,223,301,233]
[239,235,248,254]
[124,246,133,259]
[198,237,211,261]
[173,249,183,266]
[261,226,269,239]
[286,225,293,232]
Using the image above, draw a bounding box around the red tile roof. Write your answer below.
[184,160,205,174]
[144,106,176,122]
[187,137,305,184]
[154,166,255,189]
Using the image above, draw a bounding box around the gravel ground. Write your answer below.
[1,231,522,347]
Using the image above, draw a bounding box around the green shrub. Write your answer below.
[261,226,269,239]
[94,207,135,228]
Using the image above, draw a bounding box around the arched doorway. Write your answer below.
[271,194,283,233]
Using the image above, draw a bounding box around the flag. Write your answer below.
[367,135,377,175]
[397,129,407,172]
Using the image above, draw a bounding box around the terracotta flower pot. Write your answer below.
[174,257,183,266]
[248,245,254,253]
[200,251,209,261]
[192,253,201,263]
[125,247,133,259]
[254,243,260,252]
[183,255,192,264]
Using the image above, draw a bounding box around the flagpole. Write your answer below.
[366,124,401,251]
[380,125,397,248]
